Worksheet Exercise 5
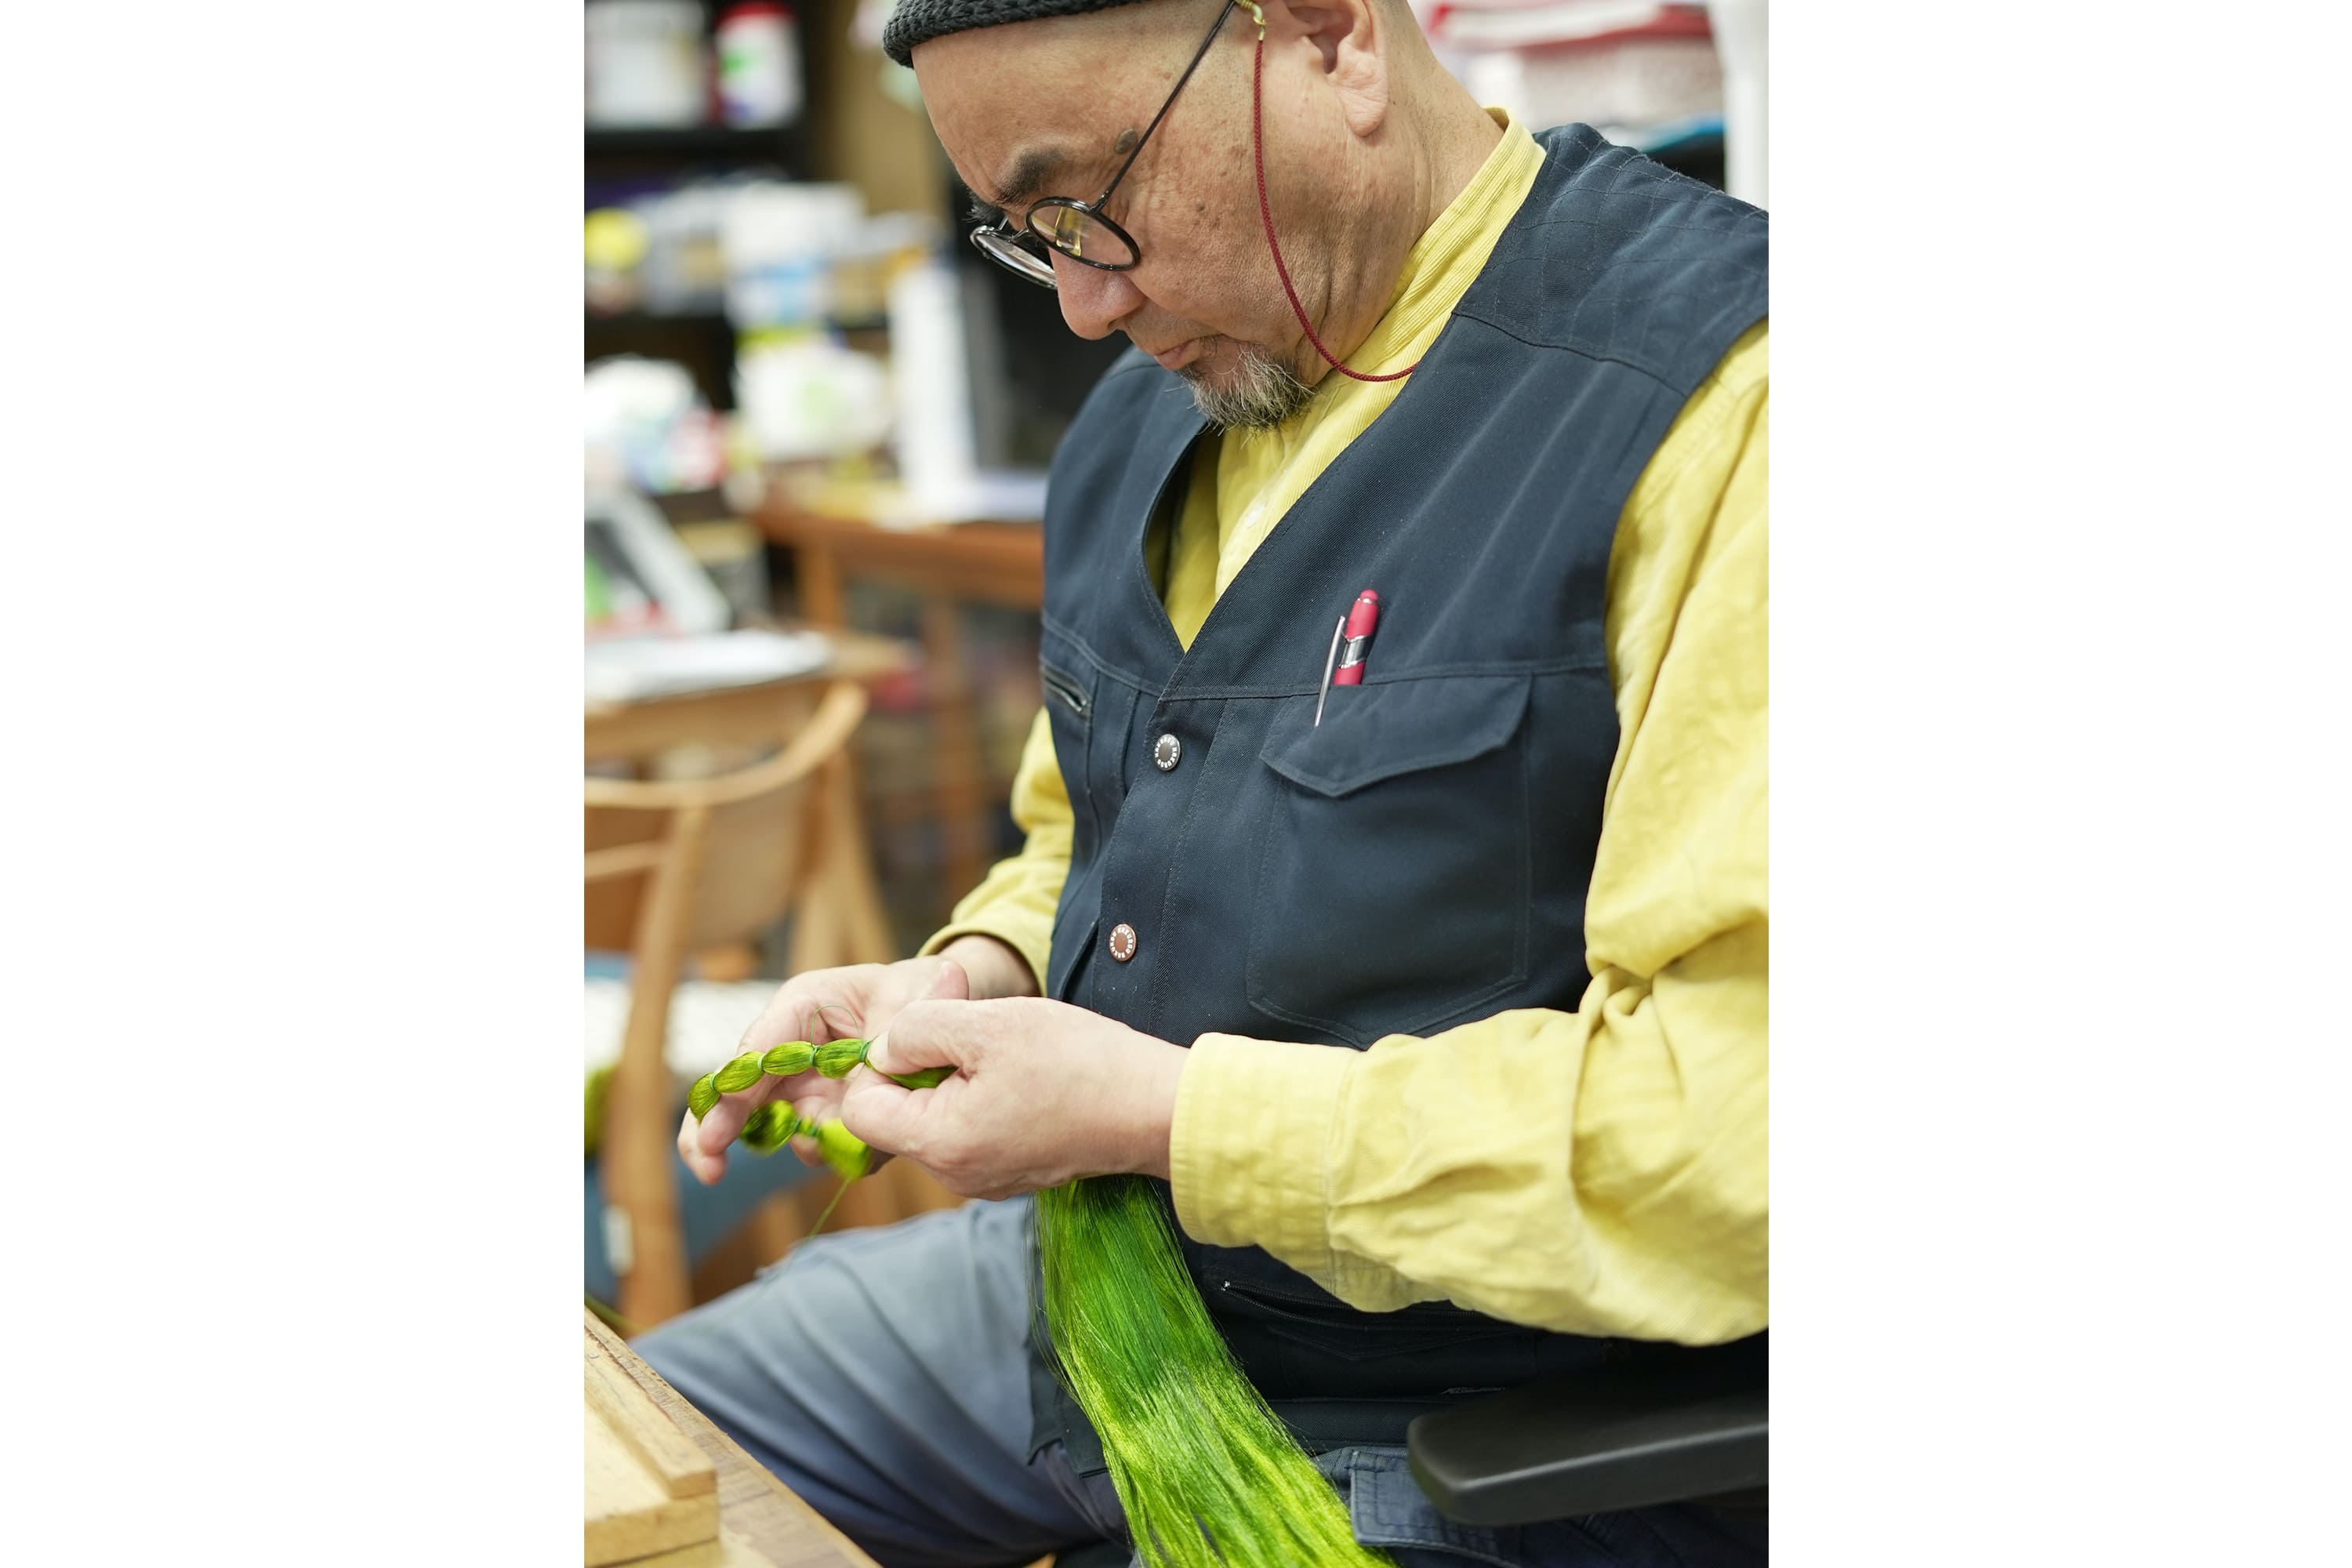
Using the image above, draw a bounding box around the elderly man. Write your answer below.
[637,0,1767,1563]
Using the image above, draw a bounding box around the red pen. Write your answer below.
[1331,589,1381,686]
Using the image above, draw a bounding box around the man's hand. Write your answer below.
[837,997,1188,1200]
[677,935,1036,1185]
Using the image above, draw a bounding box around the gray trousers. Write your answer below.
[633,1197,1762,1568]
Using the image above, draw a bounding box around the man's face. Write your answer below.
[914,9,1327,423]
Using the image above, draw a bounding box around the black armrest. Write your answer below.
[1405,1335,1767,1526]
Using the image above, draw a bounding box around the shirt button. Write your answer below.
[1108,923,1138,962]
[1152,733,1182,771]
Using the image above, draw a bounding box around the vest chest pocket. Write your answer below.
[1038,652,1102,862]
[1247,673,1532,1046]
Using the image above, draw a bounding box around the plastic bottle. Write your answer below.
[716,4,802,129]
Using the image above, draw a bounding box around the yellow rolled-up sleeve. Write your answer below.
[918,705,1074,994]
[1171,945,1765,1342]
[1170,328,1769,1344]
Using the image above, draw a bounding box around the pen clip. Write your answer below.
[1312,615,1345,727]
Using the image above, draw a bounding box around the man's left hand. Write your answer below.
[837,997,1187,1200]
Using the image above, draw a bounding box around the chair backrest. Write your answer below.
[586,679,870,1327]
[585,680,867,957]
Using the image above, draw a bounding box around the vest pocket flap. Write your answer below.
[1260,673,1531,798]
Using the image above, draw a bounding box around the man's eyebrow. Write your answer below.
[989,146,1076,210]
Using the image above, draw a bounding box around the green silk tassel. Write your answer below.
[1036,1177,1392,1568]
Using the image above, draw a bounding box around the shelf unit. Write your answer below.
[585,1,816,408]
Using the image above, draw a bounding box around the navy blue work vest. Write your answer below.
[1032,125,1766,1455]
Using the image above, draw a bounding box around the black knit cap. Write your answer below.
[883,0,1166,67]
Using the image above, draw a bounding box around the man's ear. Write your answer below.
[1277,0,1390,138]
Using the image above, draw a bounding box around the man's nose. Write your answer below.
[1051,253,1145,340]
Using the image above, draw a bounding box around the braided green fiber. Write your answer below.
[1037,1178,1392,1568]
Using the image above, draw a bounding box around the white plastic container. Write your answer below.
[716,3,802,129]
[586,1,708,129]
[735,337,893,463]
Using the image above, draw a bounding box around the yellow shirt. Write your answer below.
[927,112,1767,1345]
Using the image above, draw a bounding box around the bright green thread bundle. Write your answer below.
[815,1036,870,1079]
[764,1040,816,1076]
[713,1051,765,1094]
[809,1116,873,1178]
[1037,1178,1392,1568]
[739,1102,800,1153]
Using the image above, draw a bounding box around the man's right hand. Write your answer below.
[677,935,1036,1185]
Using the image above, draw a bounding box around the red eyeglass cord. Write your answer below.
[1252,33,1417,383]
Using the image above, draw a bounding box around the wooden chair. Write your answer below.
[586,679,901,1329]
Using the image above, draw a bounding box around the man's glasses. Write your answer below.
[970,0,1248,289]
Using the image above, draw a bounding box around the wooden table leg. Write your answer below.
[609,813,707,1330]
[798,539,848,630]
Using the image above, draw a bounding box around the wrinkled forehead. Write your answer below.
[913,15,1166,206]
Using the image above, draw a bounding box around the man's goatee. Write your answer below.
[1181,343,1314,430]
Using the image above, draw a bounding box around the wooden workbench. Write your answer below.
[754,508,1044,626]
[586,1308,880,1568]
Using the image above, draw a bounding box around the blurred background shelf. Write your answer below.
[586,125,803,160]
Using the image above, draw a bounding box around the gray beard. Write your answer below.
[1179,341,1314,430]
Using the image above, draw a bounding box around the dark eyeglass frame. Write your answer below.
[970,0,1250,289]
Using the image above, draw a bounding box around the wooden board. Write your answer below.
[588,1321,720,1565]
[583,1308,881,1568]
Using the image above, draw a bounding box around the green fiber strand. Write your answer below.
[798,1174,855,1248]
[687,1073,720,1120]
[713,1051,764,1094]
[762,1040,816,1076]
[815,1037,870,1079]
[585,1292,638,1338]
[883,1065,956,1090]
[1037,1178,1393,1568]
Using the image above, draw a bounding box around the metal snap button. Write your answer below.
[1109,923,1138,962]
[1152,733,1182,771]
